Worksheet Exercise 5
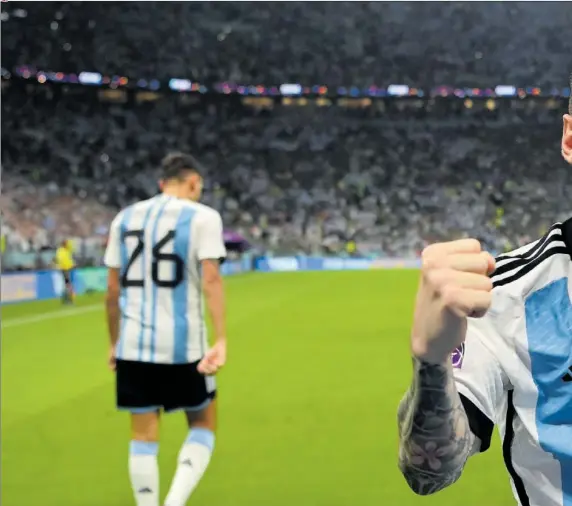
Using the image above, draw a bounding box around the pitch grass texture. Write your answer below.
[2,271,513,506]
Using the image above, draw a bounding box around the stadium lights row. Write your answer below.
[4,66,572,100]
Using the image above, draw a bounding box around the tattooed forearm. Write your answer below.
[397,357,476,495]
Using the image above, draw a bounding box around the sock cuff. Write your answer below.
[130,440,159,456]
[186,428,215,452]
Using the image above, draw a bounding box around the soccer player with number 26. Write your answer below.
[104,153,227,506]
[397,75,572,506]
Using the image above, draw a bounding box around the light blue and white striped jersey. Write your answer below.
[454,221,572,506]
[104,194,226,364]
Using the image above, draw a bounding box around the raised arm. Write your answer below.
[397,239,497,495]
[397,358,478,495]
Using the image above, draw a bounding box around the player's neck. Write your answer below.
[161,186,196,201]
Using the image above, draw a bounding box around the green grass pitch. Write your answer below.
[2,270,514,506]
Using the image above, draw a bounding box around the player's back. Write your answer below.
[113,194,222,365]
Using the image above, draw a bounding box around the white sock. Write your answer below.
[129,441,160,506]
[164,428,215,506]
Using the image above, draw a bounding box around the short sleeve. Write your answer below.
[196,211,227,262]
[453,316,508,452]
[104,214,123,268]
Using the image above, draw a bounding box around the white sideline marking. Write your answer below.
[2,304,102,329]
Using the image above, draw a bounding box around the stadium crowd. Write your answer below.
[1,2,571,270]
[2,2,571,87]
[2,85,569,266]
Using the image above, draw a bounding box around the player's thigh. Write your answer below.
[186,398,217,432]
[163,361,217,420]
[131,411,161,441]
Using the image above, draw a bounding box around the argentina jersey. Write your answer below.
[453,219,572,506]
[104,194,226,365]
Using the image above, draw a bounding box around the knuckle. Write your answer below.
[440,286,461,307]
[481,276,494,292]
[420,247,435,267]
[482,255,491,271]
[423,267,439,286]
[421,256,434,273]
[421,244,437,258]
[421,243,443,262]
[425,268,449,290]
[465,254,488,274]
[482,292,493,308]
[485,252,497,271]
[421,250,442,272]
[465,238,482,252]
[474,256,489,274]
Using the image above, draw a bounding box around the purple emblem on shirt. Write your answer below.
[451,343,465,369]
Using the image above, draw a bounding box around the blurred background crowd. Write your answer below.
[1,2,571,271]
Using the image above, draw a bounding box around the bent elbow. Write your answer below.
[202,275,222,294]
[404,478,442,496]
[398,461,460,496]
[203,274,222,286]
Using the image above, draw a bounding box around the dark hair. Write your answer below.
[161,152,201,181]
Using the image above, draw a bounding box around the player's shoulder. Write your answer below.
[188,201,221,217]
[164,200,222,236]
[181,201,222,224]
[464,220,571,356]
[488,219,572,310]
[111,198,154,225]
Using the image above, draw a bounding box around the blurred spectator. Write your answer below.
[2,2,571,87]
[1,82,569,269]
[1,2,570,270]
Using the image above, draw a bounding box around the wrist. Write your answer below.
[411,340,450,366]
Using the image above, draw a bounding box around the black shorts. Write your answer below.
[115,359,217,413]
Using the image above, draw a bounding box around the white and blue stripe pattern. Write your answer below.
[172,206,196,363]
[186,428,215,451]
[130,440,158,456]
[525,278,572,506]
[117,206,134,359]
[148,196,172,363]
[137,200,161,361]
[111,196,222,364]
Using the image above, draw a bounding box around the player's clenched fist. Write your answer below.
[197,339,227,376]
[410,239,496,364]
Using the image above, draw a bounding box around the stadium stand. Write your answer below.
[1,2,571,270]
[2,2,572,86]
